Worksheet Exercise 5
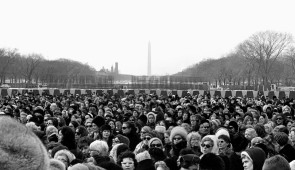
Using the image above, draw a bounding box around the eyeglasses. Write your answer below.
[86,125,92,128]
[143,136,151,140]
[75,132,80,135]
[277,118,282,120]
[150,144,162,148]
[201,126,210,129]
[173,137,182,141]
[122,127,129,129]
[201,144,213,148]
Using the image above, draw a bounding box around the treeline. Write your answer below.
[0,49,99,88]
[176,31,295,87]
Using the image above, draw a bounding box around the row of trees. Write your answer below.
[176,31,295,89]
[0,49,100,88]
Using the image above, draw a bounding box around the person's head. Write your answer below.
[170,126,188,145]
[54,149,76,169]
[59,126,76,150]
[179,154,200,170]
[289,129,295,143]
[241,147,266,170]
[100,124,112,139]
[250,137,264,147]
[147,112,156,124]
[89,140,109,157]
[199,120,210,135]
[228,121,239,134]
[77,136,94,158]
[140,126,153,139]
[275,114,284,126]
[217,134,231,149]
[274,132,289,152]
[200,135,217,155]
[0,116,50,169]
[262,155,290,170]
[75,125,88,141]
[199,153,225,170]
[122,121,135,135]
[92,116,105,131]
[259,114,268,125]
[187,132,201,149]
[148,137,164,150]
[245,128,258,141]
[155,161,170,170]
[264,123,273,134]
[118,151,137,170]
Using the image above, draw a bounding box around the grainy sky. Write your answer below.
[1,0,295,76]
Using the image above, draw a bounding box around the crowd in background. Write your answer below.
[2,91,295,170]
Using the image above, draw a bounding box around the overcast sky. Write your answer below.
[1,0,295,76]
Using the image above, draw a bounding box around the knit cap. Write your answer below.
[274,132,289,146]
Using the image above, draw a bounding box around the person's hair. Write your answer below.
[262,155,291,170]
[117,151,138,167]
[201,136,213,145]
[199,153,225,170]
[76,125,88,137]
[243,115,254,125]
[60,126,77,150]
[48,117,59,128]
[77,136,94,149]
[89,140,109,156]
[187,132,201,148]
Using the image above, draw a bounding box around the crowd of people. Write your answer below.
[1,90,295,170]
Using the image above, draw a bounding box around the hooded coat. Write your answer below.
[241,147,266,170]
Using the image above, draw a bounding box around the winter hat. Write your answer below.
[54,149,76,164]
[241,147,266,170]
[155,125,166,134]
[68,163,89,170]
[147,112,156,119]
[215,128,230,139]
[200,135,218,155]
[290,160,295,170]
[135,150,151,162]
[46,125,58,136]
[92,116,105,128]
[100,124,112,132]
[274,132,289,146]
[116,134,130,147]
[283,105,291,114]
[49,159,66,170]
[170,126,188,141]
[148,137,163,148]
[251,137,264,146]
[199,153,225,170]
[156,112,165,122]
[0,116,50,170]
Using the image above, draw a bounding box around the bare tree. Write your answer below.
[0,48,19,84]
[19,54,43,85]
[237,31,293,88]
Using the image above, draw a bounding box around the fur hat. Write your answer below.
[0,116,50,169]
[54,149,76,164]
[92,116,105,128]
[100,124,112,132]
[68,163,88,170]
[49,159,66,170]
[170,126,188,141]
[147,112,156,118]
[274,132,289,146]
[155,125,166,134]
[200,153,225,170]
[135,150,151,163]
